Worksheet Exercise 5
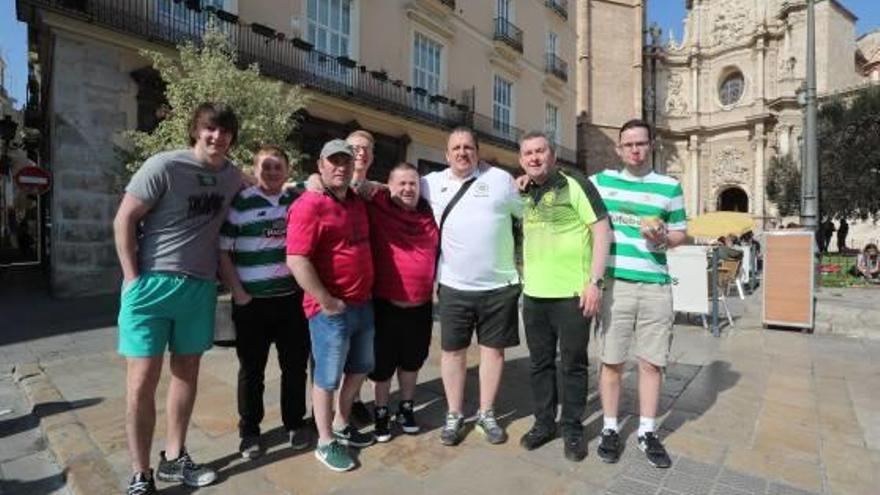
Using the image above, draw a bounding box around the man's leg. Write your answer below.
[599,363,624,422]
[164,353,202,459]
[522,296,558,430]
[335,372,368,427]
[557,298,589,438]
[126,356,164,474]
[313,386,336,443]
[234,301,271,439]
[440,350,467,414]
[478,346,505,412]
[637,358,662,419]
[397,370,418,401]
[274,295,310,433]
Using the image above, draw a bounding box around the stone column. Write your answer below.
[779,125,791,156]
[756,31,766,102]
[688,134,701,214]
[753,122,766,223]
[690,55,700,118]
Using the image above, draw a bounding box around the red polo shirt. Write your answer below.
[286,190,373,318]
[367,189,439,304]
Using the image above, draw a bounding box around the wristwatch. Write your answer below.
[591,276,606,291]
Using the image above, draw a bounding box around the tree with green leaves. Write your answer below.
[122,21,308,176]
[766,86,880,220]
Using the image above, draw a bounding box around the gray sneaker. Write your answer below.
[314,440,354,472]
[439,412,465,446]
[475,409,507,444]
[289,428,311,451]
[156,448,217,487]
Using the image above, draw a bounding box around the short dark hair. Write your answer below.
[188,102,239,147]
[448,126,479,150]
[619,118,653,142]
[388,161,419,178]
[253,144,289,166]
[519,131,556,155]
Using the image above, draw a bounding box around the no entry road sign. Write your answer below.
[14,165,52,195]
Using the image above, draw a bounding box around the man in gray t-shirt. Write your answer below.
[114,103,242,494]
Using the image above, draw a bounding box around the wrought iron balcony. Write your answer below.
[493,17,523,53]
[545,53,568,82]
[545,0,568,20]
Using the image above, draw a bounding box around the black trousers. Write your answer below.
[232,292,310,436]
[522,295,591,436]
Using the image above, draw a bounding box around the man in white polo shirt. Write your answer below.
[421,127,523,446]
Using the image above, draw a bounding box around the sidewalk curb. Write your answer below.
[13,361,120,495]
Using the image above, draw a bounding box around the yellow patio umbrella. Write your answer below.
[687,211,755,239]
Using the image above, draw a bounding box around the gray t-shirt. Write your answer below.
[126,149,241,280]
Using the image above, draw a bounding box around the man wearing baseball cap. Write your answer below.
[286,139,375,472]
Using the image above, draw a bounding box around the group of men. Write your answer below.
[114,101,687,495]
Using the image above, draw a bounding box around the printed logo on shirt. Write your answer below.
[197,174,218,187]
[263,218,287,238]
[187,193,225,218]
[473,182,490,197]
[608,212,641,227]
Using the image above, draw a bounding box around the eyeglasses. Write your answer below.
[350,144,372,153]
[618,141,651,150]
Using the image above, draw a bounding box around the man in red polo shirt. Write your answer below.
[363,162,439,442]
[286,139,375,472]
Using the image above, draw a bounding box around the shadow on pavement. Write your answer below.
[0,398,104,438]
[0,473,67,495]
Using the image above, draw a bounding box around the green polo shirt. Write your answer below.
[522,169,608,298]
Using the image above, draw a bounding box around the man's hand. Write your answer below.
[231,289,253,306]
[320,296,346,316]
[580,283,602,317]
[514,174,530,192]
[305,173,324,193]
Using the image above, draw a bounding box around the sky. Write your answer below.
[649,0,880,46]
[0,0,878,111]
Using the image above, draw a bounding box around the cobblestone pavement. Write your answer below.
[2,289,879,495]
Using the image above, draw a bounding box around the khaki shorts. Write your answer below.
[597,279,674,367]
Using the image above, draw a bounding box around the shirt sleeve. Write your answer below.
[565,171,608,224]
[666,182,687,231]
[286,195,320,257]
[125,154,169,206]
[218,207,238,251]
[505,172,524,219]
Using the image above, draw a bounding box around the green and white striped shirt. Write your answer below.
[590,169,687,284]
[219,186,300,297]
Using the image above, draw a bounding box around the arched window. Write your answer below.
[719,71,744,106]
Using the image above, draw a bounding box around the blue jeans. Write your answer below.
[308,301,375,390]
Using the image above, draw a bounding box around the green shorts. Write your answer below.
[117,272,218,357]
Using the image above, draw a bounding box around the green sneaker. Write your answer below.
[314,441,354,472]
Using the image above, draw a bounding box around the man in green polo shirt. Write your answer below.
[517,131,611,462]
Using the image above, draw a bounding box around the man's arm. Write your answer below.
[666,229,688,249]
[219,251,252,305]
[286,255,345,315]
[581,217,612,317]
[112,193,151,283]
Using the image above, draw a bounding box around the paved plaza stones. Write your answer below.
[1,290,879,494]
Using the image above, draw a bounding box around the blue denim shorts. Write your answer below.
[308,301,375,389]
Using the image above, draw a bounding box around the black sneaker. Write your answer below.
[156,448,217,487]
[289,427,311,451]
[239,435,263,460]
[333,424,375,448]
[396,400,419,434]
[127,470,156,495]
[597,429,621,464]
[638,432,672,468]
[563,434,587,462]
[374,406,392,443]
[519,423,556,451]
[439,412,465,446]
[351,400,372,426]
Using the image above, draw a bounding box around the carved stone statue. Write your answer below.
[664,73,689,117]
[711,0,749,47]
[778,56,796,79]
[711,145,749,185]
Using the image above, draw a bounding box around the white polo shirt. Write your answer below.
[421,165,523,291]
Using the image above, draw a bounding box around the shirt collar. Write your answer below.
[524,169,565,203]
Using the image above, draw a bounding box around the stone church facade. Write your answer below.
[654,0,877,225]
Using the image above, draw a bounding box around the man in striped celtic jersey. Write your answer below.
[589,119,687,469]
[218,145,311,460]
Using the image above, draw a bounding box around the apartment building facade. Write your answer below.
[14,0,642,296]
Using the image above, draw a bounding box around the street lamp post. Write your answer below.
[801,0,818,231]
[647,23,663,172]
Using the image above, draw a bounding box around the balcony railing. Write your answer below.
[545,0,568,20]
[545,53,568,82]
[493,17,523,53]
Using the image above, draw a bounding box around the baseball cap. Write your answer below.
[319,139,353,159]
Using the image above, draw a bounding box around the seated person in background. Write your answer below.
[713,234,743,262]
[849,243,880,281]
